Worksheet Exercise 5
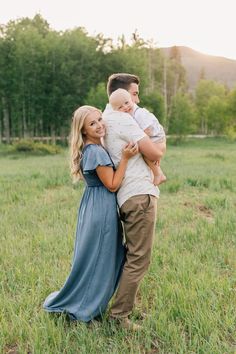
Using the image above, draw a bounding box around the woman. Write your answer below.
[43,105,138,322]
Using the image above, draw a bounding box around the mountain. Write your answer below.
[160,46,236,92]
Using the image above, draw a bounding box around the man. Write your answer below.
[103,73,165,330]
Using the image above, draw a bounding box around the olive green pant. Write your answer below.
[110,194,157,318]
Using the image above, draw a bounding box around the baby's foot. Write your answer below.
[153,173,167,186]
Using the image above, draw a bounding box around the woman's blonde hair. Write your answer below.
[70,105,101,182]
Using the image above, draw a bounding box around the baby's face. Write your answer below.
[116,96,134,114]
[110,89,134,115]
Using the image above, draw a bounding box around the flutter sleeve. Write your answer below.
[82,144,113,173]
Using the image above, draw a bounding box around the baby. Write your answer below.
[109,88,166,185]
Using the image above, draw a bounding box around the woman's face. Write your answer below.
[82,110,106,142]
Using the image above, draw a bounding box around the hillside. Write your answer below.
[161,46,236,91]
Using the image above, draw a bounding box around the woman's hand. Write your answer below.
[122,142,139,160]
[97,142,138,192]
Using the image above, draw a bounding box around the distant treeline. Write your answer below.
[0,14,235,142]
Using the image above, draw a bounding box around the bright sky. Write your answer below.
[1,0,236,60]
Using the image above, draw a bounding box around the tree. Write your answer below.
[141,91,165,125]
[0,15,51,139]
[0,17,108,140]
[168,46,187,96]
[168,93,196,136]
[225,87,236,138]
[0,25,15,142]
[161,47,187,131]
[206,96,228,134]
[84,82,108,111]
[195,80,227,134]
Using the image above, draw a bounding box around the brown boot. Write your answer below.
[110,316,142,331]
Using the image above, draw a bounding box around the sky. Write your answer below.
[1,0,236,60]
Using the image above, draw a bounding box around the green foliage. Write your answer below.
[165,46,187,123]
[13,140,35,152]
[195,80,228,134]
[0,16,235,142]
[168,93,196,135]
[0,16,106,140]
[12,140,62,154]
[227,86,236,116]
[84,82,108,111]
[226,87,236,139]
[225,126,236,140]
[141,91,165,124]
[168,47,187,93]
[206,96,228,134]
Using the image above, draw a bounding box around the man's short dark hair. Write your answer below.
[107,73,140,96]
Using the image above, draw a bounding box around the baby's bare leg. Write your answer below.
[154,164,167,185]
[152,140,167,185]
[143,157,167,186]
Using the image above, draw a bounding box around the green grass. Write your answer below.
[0,138,236,353]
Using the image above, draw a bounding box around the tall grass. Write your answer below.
[0,138,236,353]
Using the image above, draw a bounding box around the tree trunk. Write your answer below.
[163,58,168,131]
[22,99,28,138]
[0,114,2,143]
[51,124,56,145]
[2,96,10,143]
[148,49,154,93]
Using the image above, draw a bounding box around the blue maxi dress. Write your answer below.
[43,144,125,322]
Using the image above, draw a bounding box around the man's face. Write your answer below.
[127,83,140,104]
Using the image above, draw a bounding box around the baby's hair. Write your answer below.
[109,88,131,110]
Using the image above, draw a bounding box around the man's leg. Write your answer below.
[110,194,157,318]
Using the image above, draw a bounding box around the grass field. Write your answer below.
[0,138,236,354]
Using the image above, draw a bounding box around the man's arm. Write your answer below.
[106,111,165,161]
[138,136,166,161]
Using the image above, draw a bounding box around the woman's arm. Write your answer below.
[96,143,138,192]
